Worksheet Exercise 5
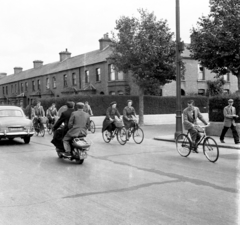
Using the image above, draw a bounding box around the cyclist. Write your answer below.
[102,101,121,139]
[33,100,45,131]
[83,101,93,116]
[46,103,58,128]
[123,100,137,140]
[183,99,208,152]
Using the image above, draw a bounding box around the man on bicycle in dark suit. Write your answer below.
[183,100,208,152]
[33,100,45,131]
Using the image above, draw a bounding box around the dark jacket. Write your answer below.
[53,108,75,134]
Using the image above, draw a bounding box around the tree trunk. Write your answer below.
[138,87,144,125]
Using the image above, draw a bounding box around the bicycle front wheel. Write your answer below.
[102,130,111,143]
[89,120,96,133]
[117,127,127,145]
[133,127,144,144]
[203,137,219,163]
[176,134,191,157]
[39,127,45,137]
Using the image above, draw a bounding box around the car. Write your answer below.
[0,105,34,144]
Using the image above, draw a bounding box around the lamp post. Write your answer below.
[175,0,183,139]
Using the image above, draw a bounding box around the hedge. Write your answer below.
[28,95,208,116]
[209,93,240,123]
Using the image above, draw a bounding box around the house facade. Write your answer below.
[0,35,238,108]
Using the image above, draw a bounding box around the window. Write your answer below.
[52,77,56,89]
[63,74,68,87]
[72,73,77,86]
[21,83,23,92]
[15,84,17,93]
[3,87,4,95]
[198,89,205,95]
[85,70,89,83]
[32,81,35,91]
[6,86,8,95]
[223,89,229,94]
[96,68,101,82]
[117,71,124,80]
[198,64,205,80]
[37,80,41,90]
[25,82,28,92]
[79,73,82,89]
[11,85,13,94]
[223,74,230,82]
[46,78,50,89]
[118,90,124,95]
[109,91,115,95]
[109,64,116,81]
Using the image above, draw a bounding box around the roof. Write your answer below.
[0,46,112,85]
[0,105,22,110]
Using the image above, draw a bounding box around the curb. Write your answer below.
[153,137,240,150]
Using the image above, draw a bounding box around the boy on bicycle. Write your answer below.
[33,101,45,131]
[183,100,208,152]
[46,103,58,127]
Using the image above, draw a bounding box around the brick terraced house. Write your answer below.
[0,35,238,108]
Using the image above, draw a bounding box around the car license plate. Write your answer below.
[9,127,23,131]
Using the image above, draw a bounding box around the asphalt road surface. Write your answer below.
[0,125,239,225]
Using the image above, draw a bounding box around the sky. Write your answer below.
[0,0,210,75]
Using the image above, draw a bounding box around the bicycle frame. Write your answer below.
[186,125,209,148]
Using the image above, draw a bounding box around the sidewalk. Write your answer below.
[154,135,240,150]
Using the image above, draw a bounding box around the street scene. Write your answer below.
[0,125,239,225]
[1,0,240,224]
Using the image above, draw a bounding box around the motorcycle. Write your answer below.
[56,137,91,164]
[51,128,91,164]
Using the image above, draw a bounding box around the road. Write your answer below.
[0,125,239,225]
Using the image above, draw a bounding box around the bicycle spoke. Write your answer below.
[203,137,219,163]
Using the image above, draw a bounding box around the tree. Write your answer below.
[206,77,226,96]
[189,0,240,91]
[110,9,178,124]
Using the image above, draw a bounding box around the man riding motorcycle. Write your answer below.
[62,102,90,157]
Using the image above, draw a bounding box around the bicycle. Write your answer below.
[46,120,54,135]
[89,120,95,133]
[102,121,127,145]
[175,124,219,163]
[33,117,45,137]
[122,121,144,144]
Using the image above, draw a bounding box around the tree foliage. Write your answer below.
[206,77,226,96]
[189,0,240,90]
[110,9,177,90]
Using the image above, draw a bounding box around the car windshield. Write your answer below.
[0,110,23,117]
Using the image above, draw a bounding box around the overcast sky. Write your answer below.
[0,0,210,75]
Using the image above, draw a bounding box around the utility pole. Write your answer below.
[175,0,183,139]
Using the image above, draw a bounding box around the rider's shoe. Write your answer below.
[62,152,71,157]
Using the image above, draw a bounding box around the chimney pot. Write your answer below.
[14,67,23,74]
[59,49,71,61]
[33,60,43,68]
[0,73,7,79]
[99,33,112,50]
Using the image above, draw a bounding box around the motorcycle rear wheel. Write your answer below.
[76,159,84,164]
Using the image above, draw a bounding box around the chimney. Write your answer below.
[33,60,43,68]
[14,67,23,74]
[0,73,7,79]
[59,49,71,62]
[99,33,112,50]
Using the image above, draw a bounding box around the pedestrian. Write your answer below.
[220,99,239,144]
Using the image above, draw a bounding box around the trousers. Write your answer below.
[220,124,239,143]
[188,127,201,143]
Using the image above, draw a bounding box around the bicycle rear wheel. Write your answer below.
[89,120,96,133]
[203,137,219,163]
[117,127,127,145]
[133,127,144,144]
[39,127,45,137]
[102,130,111,143]
[176,134,191,157]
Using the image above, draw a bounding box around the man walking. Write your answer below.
[220,99,239,144]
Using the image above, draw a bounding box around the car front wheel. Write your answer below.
[24,137,31,144]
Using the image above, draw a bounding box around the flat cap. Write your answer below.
[228,99,234,102]
[127,99,132,103]
[110,101,117,106]
[76,102,84,106]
